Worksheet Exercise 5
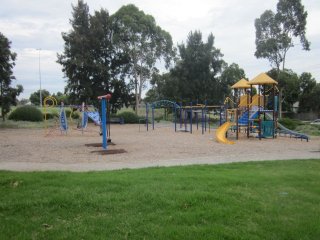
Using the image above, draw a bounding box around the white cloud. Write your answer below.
[1,0,319,100]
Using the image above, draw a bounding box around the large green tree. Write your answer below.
[308,84,320,113]
[29,89,50,106]
[0,32,23,121]
[255,0,310,72]
[219,63,246,99]
[112,4,175,113]
[268,69,300,112]
[58,0,91,104]
[57,1,132,111]
[145,71,179,103]
[298,72,317,112]
[170,31,224,103]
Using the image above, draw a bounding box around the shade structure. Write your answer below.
[249,73,278,85]
[231,78,250,89]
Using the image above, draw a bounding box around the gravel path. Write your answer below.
[0,124,319,172]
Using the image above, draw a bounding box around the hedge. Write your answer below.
[8,106,43,122]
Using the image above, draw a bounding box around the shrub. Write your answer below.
[71,111,80,119]
[116,111,140,123]
[8,106,43,122]
[65,109,80,119]
[44,112,59,120]
[65,109,72,118]
[279,118,303,130]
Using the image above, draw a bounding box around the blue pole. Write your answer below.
[201,108,204,135]
[174,106,177,132]
[184,109,187,132]
[146,103,149,131]
[101,98,107,150]
[180,102,182,128]
[219,106,222,126]
[196,112,198,130]
[152,104,154,130]
[205,100,207,132]
[190,102,192,134]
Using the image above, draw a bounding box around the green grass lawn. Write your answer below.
[1,159,320,239]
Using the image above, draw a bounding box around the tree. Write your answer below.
[89,8,133,112]
[309,84,320,112]
[112,4,175,113]
[298,72,317,112]
[58,1,132,111]
[255,0,310,72]
[170,31,224,103]
[268,69,300,112]
[52,91,70,105]
[219,63,246,99]
[0,32,23,121]
[57,0,92,104]
[29,89,50,106]
[145,72,178,103]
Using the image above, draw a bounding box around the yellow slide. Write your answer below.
[215,122,235,144]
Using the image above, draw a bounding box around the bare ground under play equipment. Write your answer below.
[0,124,319,172]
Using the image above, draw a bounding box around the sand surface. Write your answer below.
[0,124,319,171]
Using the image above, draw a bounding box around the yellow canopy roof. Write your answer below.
[231,78,250,89]
[249,73,278,85]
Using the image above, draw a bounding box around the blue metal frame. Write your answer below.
[101,98,107,150]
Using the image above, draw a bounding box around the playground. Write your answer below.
[0,123,319,171]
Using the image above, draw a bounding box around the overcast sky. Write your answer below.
[1,0,319,99]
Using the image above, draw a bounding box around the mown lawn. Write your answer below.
[1,159,320,239]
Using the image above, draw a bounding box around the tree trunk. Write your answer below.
[0,82,4,121]
[282,50,287,71]
[275,66,283,119]
[134,78,139,115]
[138,72,143,109]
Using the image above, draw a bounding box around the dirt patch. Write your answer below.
[0,124,319,171]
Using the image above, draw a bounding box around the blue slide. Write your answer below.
[238,111,309,141]
[238,110,259,125]
[265,113,309,141]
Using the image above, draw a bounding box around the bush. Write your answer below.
[8,106,43,122]
[65,109,72,118]
[44,112,59,120]
[116,111,140,123]
[71,111,80,119]
[65,109,80,119]
[279,118,303,130]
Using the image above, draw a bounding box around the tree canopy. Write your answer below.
[0,32,23,121]
[146,31,232,105]
[112,4,175,113]
[255,0,310,72]
[29,89,51,106]
[57,0,132,112]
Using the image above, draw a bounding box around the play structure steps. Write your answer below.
[238,110,259,125]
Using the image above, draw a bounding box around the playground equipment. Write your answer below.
[43,96,68,136]
[216,74,278,143]
[145,100,222,134]
[43,96,104,136]
[144,74,309,144]
[69,103,101,134]
[97,94,112,150]
[215,121,235,144]
[216,73,309,144]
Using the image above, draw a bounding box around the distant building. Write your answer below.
[293,101,299,113]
